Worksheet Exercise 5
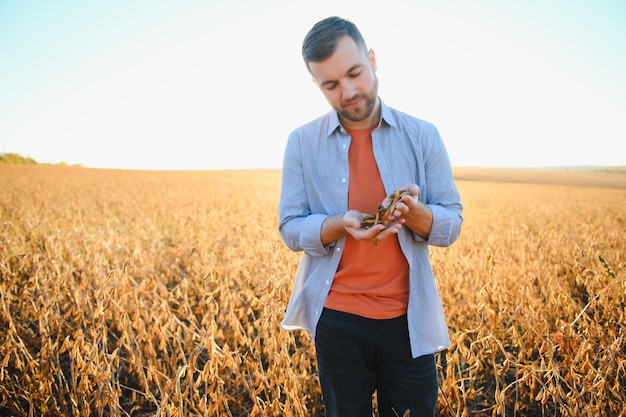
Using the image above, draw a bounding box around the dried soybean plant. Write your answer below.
[1,166,625,417]
[0,167,320,417]
[433,181,626,417]
[361,189,410,228]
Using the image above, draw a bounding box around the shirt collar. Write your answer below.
[379,99,397,128]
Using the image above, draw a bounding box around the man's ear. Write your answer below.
[369,49,378,71]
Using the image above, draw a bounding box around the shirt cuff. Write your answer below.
[300,213,331,256]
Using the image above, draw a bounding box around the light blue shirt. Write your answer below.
[278,99,463,358]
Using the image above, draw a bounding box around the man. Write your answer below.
[278,16,463,417]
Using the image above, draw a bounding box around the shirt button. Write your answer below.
[343,144,347,149]
[315,310,319,315]
[335,247,341,252]
[325,280,330,285]
[341,178,346,183]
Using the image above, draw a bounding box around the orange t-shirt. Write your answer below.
[324,125,409,319]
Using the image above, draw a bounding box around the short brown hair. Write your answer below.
[302,16,368,73]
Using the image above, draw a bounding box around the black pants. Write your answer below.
[315,308,438,417]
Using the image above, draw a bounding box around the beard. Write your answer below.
[337,76,379,123]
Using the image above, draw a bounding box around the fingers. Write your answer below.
[346,223,384,240]
[370,222,404,244]
[346,219,403,243]
[396,184,419,196]
[407,183,420,196]
[343,210,365,229]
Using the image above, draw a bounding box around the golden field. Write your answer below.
[0,165,624,417]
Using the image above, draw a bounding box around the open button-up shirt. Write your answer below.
[278,99,463,358]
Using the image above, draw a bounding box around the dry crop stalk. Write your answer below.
[360,189,410,229]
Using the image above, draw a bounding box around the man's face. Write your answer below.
[309,36,379,129]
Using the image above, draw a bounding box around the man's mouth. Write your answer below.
[344,97,363,108]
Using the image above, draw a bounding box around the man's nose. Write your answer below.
[341,80,357,100]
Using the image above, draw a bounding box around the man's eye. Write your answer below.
[350,71,362,78]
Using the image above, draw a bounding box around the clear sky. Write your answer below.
[1,0,625,170]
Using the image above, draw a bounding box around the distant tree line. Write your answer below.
[0,152,38,165]
[0,153,81,166]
